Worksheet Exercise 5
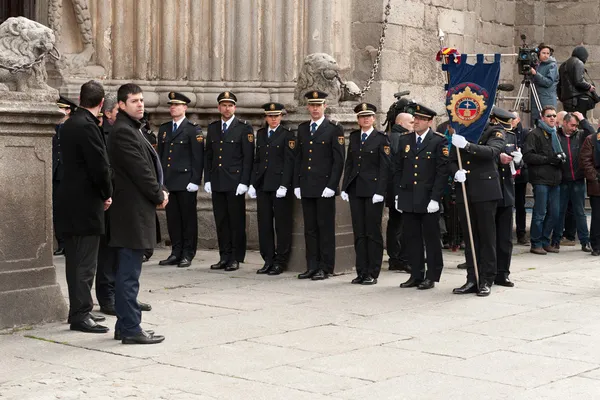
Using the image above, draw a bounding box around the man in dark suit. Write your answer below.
[341,103,390,285]
[56,81,113,333]
[52,96,77,256]
[248,103,296,275]
[204,91,254,271]
[394,104,449,290]
[157,92,204,268]
[108,83,167,345]
[293,91,345,280]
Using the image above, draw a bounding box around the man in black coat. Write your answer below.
[52,96,77,256]
[341,103,390,285]
[204,91,254,271]
[294,91,345,280]
[108,83,167,345]
[248,103,296,275]
[56,81,113,333]
[558,46,597,117]
[157,92,204,268]
[394,104,449,290]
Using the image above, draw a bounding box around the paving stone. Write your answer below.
[512,376,600,400]
[508,333,600,364]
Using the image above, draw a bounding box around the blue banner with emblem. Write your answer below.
[442,54,501,143]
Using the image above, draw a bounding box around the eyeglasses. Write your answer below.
[544,114,557,118]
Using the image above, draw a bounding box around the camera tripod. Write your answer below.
[512,74,542,120]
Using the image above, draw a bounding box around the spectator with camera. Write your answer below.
[558,46,598,118]
[550,112,592,252]
[530,43,558,125]
[523,105,564,255]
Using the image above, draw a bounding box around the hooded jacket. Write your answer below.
[558,46,592,102]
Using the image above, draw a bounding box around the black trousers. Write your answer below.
[257,190,293,266]
[563,101,589,118]
[496,205,513,277]
[349,196,384,279]
[212,190,246,263]
[96,234,117,307]
[403,211,444,282]
[301,196,336,273]
[563,200,576,241]
[386,206,407,264]
[459,200,497,286]
[166,190,198,260]
[514,181,527,238]
[590,196,600,251]
[64,235,100,323]
[52,179,64,249]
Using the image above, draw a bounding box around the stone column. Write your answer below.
[0,101,67,329]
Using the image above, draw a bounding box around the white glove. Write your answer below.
[236,184,248,196]
[372,194,384,204]
[511,149,523,164]
[294,188,301,199]
[276,186,287,198]
[454,169,467,183]
[427,199,440,213]
[451,134,468,149]
[321,188,335,198]
[248,185,257,199]
[186,183,199,192]
[394,195,403,213]
[204,182,212,194]
[341,191,349,202]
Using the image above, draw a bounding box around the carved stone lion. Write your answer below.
[0,17,56,92]
[294,53,361,105]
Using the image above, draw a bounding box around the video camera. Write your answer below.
[384,90,417,132]
[517,34,539,76]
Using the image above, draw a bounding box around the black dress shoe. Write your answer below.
[400,277,422,288]
[159,255,180,266]
[477,283,492,297]
[70,318,109,333]
[138,301,152,312]
[257,264,273,274]
[494,275,514,287]
[351,275,364,284]
[417,279,435,290]
[592,250,600,256]
[210,260,228,270]
[100,304,116,316]
[90,312,106,322]
[115,329,154,340]
[457,262,467,269]
[582,243,592,252]
[267,265,284,275]
[311,270,328,280]
[53,248,65,256]
[142,254,149,263]
[122,329,165,345]
[452,281,478,294]
[177,258,192,268]
[298,269,318,279]
[224,261,239,271]
[361,276,377,285]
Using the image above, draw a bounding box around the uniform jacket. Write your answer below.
[157,117,204,192]
[294,118,345,198]
[251,125,296,192]
[52,124,64,182]
[108,112,165,249]
[522,126,562,186]
[205,117,254,192]
[342,129,390,198]
[450,124,504,203]
[580,134,600,197]
[498,129,521,208]
[386,124,409,207]
[394,129,449,212]
[56,108,112,236]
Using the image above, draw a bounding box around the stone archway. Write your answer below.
[0,0,36,24]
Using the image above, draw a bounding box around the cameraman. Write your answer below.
[523,105,563,255]
[558,46,596,118]
[530,43,558,124]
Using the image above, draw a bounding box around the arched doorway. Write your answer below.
[0,0,37,24]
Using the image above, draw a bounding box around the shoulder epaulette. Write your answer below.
[330,120,339,126]
[209,120,220,126]
[434,131,445,138]
[159,121,171,127]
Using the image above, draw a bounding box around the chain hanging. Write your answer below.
[0,46,61,74]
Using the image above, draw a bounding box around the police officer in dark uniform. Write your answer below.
[294,91,345,280]
[450,113,506,297]
[157,92,204,268]
[492,107,522,287]
[395,104,449,290]
[204,91,254,271]
[341,103,390,285]
[141,111,160,263]
[248,103,296,275]
[52,96,77,256]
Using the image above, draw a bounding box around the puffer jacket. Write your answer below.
[558,46,592,102]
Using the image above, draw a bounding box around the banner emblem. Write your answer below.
[446,85,487,127]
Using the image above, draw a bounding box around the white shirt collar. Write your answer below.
[361,127,374,137]
[416,128,429,142]
[222,115,235,129]
[268,125,280,132]
[172,116,186,128]
[310,116,325,129]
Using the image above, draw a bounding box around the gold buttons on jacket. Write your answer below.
[308,166,311,170]
[414,181,417,184]
[218,163,222,167]
[414,164,418,168]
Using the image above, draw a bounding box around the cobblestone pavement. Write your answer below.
[2,241,600,399]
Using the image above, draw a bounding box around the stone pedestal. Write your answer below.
[0,101,68,329]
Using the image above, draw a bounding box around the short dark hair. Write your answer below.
[79,80,105,108]
[117,83,143,104]
[563,113,578,125]
[542,105,556,116]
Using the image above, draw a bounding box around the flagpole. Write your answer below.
[438,30,480,288]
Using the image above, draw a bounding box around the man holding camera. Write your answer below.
[523,105,563,255]
[558,46,597,118]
